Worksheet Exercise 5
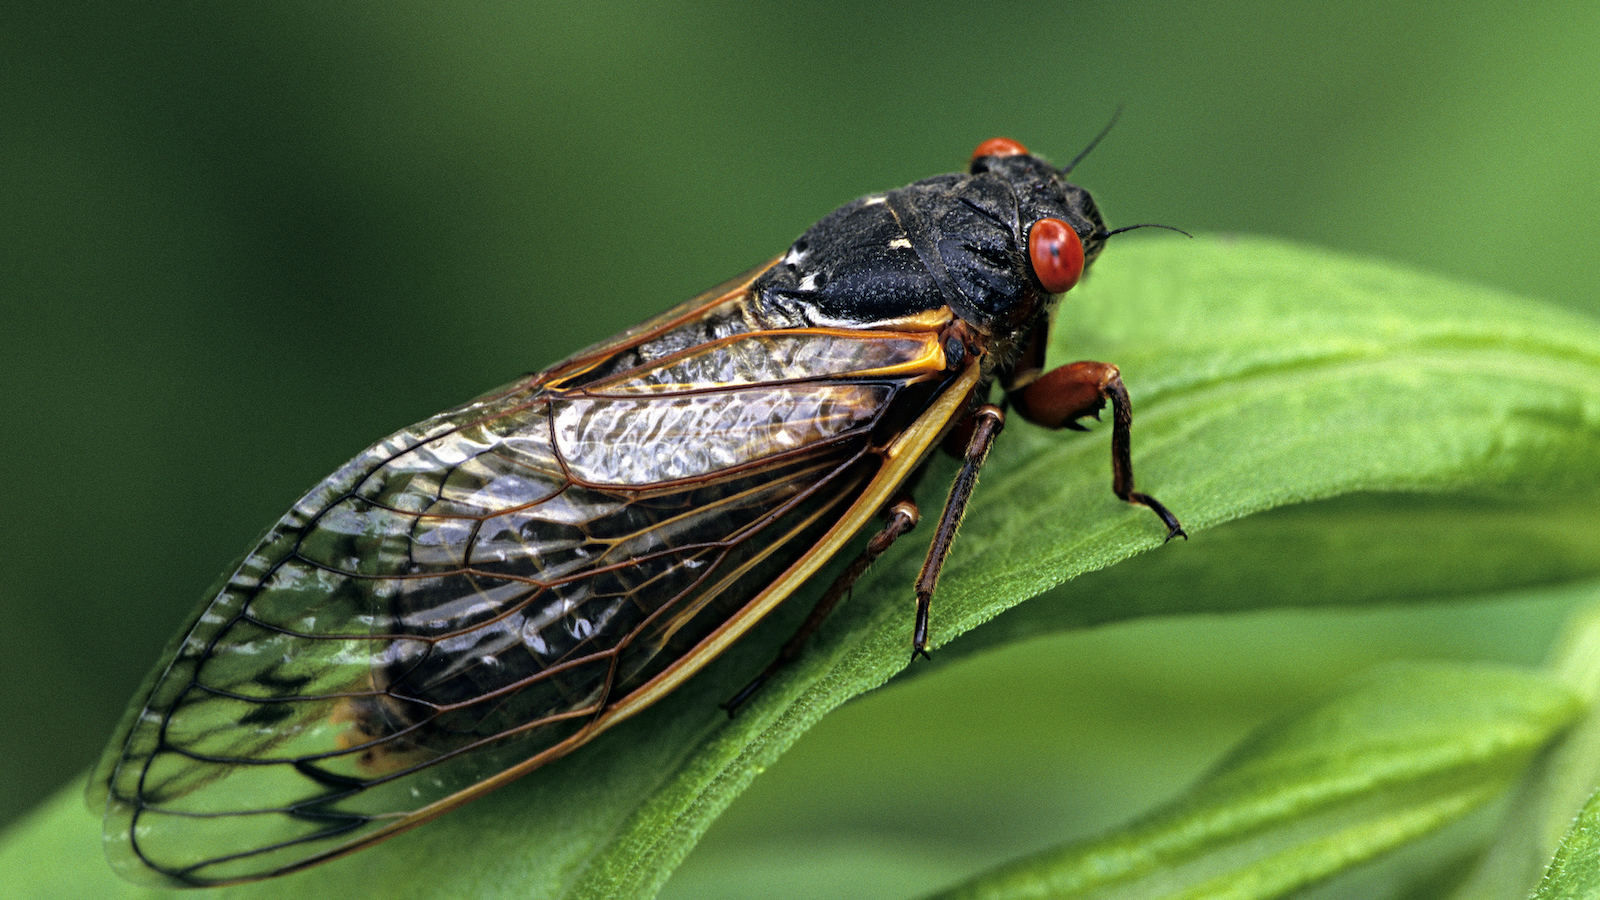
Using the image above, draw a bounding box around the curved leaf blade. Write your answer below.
[924,662,1583,900]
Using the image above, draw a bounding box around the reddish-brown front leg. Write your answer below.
[1011,361,1187,541]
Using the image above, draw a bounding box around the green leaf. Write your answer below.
[922,661,1583,900]
[1454,599,1600,899]
[938,236,1600,646]
[1531,789,1600,900]
[5,236,1599,899]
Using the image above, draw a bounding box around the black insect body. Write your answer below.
[91,134,1183,886]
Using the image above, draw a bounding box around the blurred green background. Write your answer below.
[3,1,1597,895]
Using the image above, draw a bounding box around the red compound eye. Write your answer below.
[1027,218,1085,294]
[969,137,1029,165]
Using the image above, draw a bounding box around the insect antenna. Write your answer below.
[1061,106,1124,174]
[1100,223,1194,239]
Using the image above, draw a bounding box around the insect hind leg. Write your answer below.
[720,500,920,716]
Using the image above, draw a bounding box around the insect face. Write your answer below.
[754,149,1107,349]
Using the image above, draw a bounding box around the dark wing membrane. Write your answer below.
[92,312,955,886]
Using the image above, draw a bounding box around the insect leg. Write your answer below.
[1011,361,1186,541]
[911,404,1006,660]
[721,500,921,716]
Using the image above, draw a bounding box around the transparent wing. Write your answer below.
[91,310,954,886]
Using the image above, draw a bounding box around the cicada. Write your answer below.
[91,132,1184,887]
